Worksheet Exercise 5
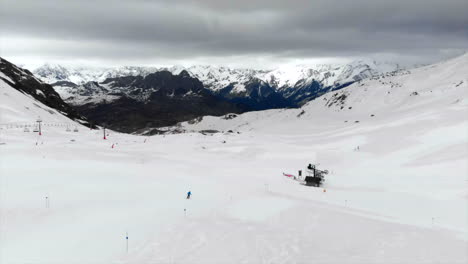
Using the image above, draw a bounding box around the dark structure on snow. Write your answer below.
[304,164,328,187]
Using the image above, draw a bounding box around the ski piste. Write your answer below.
[1,52,467,263]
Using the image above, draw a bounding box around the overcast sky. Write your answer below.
[1,0,467,68]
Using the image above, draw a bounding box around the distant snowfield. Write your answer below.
[1,54,467,263]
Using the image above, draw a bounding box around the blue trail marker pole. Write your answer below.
[126,232,129,253]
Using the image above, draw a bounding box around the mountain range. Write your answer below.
[28,60,404,132]
[168,53,467,134]
[33,60,402,105]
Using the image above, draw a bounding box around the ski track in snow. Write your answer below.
[0,54,467,263]
[1,125,466,263]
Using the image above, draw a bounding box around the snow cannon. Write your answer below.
[303,164,328,187]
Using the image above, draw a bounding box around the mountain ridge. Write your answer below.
[168,53,468,134]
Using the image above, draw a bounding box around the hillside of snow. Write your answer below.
[1,54,467,263]
[0,77,81,127]
[175,54,467,133]
[259,59,400,91]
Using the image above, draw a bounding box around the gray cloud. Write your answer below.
[1,0,467,67]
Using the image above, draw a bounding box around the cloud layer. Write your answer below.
[1,0,467,67]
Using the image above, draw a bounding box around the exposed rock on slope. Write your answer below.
[0,57,90,125]
[70,70,245,132]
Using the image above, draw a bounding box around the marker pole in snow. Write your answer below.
[45,196,50,208]
[126,232,128,253]
[37,117,42,136]
[184,208,186,216]
[103,126,107,140]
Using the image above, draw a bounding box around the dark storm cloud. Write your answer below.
[1,0,467,66]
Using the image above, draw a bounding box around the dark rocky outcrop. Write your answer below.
[75,71,246,132]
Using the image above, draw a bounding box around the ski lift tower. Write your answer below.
[36,116,42,136]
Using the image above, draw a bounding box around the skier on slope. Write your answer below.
[187,191,192,199]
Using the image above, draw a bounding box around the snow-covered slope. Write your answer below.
[1,54,466,263]
[175,54,467,133]
[260,59,399,89]
[0,58,89,126]
[166,53,468,236]
[0,72,82,128]
[53,81,119,105]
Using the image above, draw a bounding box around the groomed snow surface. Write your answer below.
[1,54,468,263]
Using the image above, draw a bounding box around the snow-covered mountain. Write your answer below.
[33,64,159,85]
[260,60,401,104]
[66,71,245,132]
[33,63,263,89]
[163,53,468,135]
[33,60,401,106]
[0,58,90,126]
[172,65,266,92]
